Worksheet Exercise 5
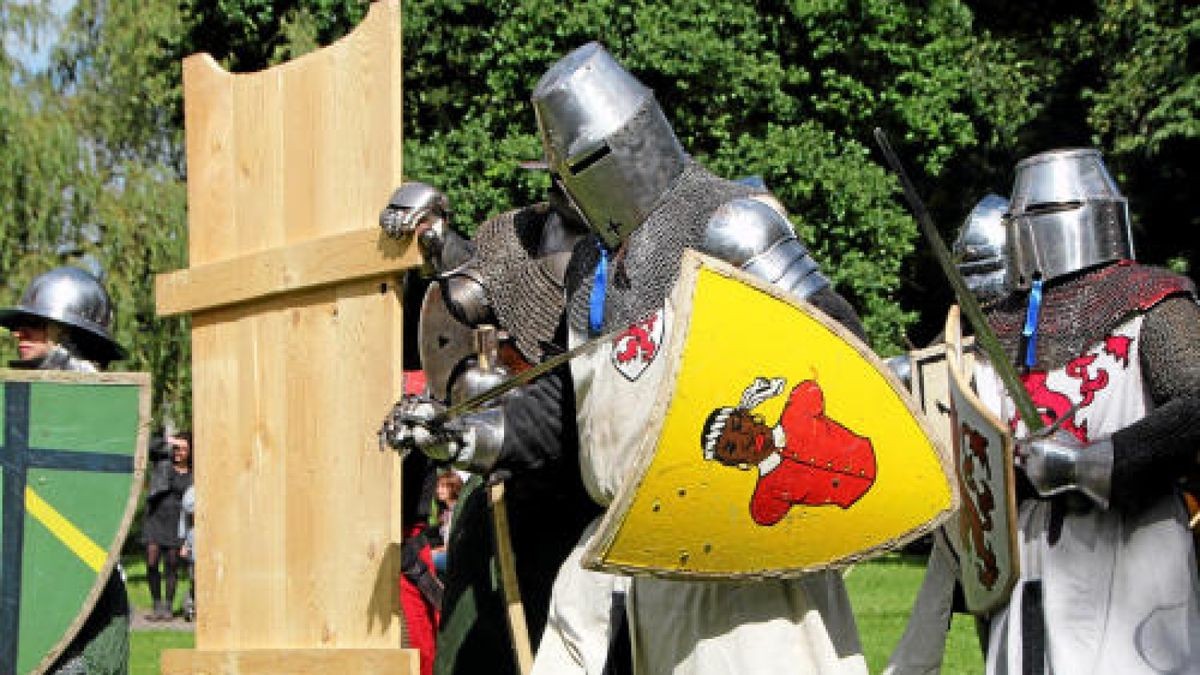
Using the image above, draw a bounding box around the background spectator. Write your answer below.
[432,470,464,574]
[143,431,193,621]
[178,484,196,622]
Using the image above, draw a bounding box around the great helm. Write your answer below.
[952,194,1010,304]
[531,42,687,248]
[0,266,126,363]
[1005,148,1133,290]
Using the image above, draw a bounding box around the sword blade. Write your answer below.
[432,323,624,424]
[873,128,1043,432]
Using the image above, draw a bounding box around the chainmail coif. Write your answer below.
[984,261,1195,371]
[565,160,759,334]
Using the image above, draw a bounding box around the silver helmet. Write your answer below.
[531,42,687,248]
[952,194,1010,304]
[1005,148,1133,290]
[0,266,126,363]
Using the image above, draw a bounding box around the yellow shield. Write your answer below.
[582,251,957,579]
[943,306,1020,614]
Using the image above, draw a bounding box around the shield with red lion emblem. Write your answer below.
[943,305,1020,615]
[581,251,958,579]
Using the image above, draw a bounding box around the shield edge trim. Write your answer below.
[581,250,959,580]
[0,369,151,675]
[943,306,1021,615]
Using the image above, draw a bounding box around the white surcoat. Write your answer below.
[972,316,1200,674]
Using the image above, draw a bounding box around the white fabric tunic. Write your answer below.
[973,316,1200,674]
[531,303,867,674]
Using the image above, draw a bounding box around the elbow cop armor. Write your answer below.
[700,197,830,301]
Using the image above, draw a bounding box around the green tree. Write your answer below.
[4,0,1195,417]
[1077,1,1199,274]
[15,0,370,424]
[401,0,1029,350]
[1,2,88,356]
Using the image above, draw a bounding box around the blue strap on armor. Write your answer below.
[1022,277,1044,369]
[589,241,609,335]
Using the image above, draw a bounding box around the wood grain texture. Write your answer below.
[157,1,417,668]
[161,648,419,675]
[155,229,419,316]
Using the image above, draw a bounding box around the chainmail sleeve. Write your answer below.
[1109,294,1200,508]
[1139,295,1200,406]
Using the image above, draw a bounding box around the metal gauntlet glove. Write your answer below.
[378,395,504,473]
[379,395,466,462]
[379,182,450,240]
[1016,428,1114,509]
[378,181,459,274]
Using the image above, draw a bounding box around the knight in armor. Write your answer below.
[933,149,1199,673]
[0,266,131,674]
[380,178,601,675]
[884,194,1010,675]
[384,42,867,673]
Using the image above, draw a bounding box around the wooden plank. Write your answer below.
[279,35,326,244]
[161,648,419,675]
[190,309,244,645]
[283,286,340,644]
[162,1,413,666]
[182,54,235,265]
[326,278,406,635]
[231,64,285,253]
[154,228,419,316]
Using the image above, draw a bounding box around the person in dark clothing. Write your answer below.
[379,180,601,674]
[142,431,193,621]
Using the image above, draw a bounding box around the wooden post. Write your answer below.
[155,2,421,672]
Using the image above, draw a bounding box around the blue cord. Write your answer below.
[1022,277,1044,369]
[589,241,609,335]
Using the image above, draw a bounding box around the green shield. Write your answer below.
[0,369,149,674]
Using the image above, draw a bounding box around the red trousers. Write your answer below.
[399,536,439,675]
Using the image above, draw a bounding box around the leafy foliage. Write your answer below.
[400,0,1020,349]
[1,0,1196,420]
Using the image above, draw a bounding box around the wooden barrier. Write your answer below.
[155,2,420,671]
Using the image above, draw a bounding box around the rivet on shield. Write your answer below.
[679,551,690,564]
[651,500,661,512]
[677,487,687,497]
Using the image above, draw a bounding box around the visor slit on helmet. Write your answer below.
[1024,201,1084,215]
[567,143,612,175]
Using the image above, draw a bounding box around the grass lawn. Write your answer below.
[130,632,194,675]
[845,553,985,673]
[123,553,985,673]
[122,556,192,614]
[124,554,195,674]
